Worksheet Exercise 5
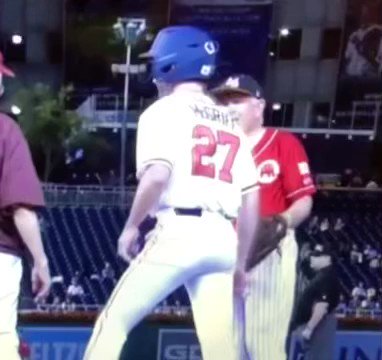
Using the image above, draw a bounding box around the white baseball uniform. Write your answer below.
[244,129,316,360]
[84,90,258,360]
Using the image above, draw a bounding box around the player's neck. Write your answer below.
[245,126,265,137]
[246,127,266,147]
[173,82,206,94]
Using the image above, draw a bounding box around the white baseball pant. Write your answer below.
[0,252,22,360]
[84,210,240,360]
[245,230,298,360]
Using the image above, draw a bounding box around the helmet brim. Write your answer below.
[138,51,153,59]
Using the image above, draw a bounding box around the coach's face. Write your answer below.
[220,94,265,132]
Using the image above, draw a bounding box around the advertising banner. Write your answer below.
[334,0,382,130]
[19,326,382,360]
[169,0,273,85]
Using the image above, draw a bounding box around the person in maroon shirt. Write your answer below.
[213,75,315,360]
[0,52,51,360]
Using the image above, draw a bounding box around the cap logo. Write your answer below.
[204,41,218,55]
[225,77,239,88]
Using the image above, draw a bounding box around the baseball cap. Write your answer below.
[0,52,15,77]
[212,74,264,99]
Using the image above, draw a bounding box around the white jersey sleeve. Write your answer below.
[235,134,259,195]
[136,99,180,179]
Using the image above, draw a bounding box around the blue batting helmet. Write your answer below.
[144,26,219,84]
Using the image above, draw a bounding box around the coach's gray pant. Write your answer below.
[293,313,337,360]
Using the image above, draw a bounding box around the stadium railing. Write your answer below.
[43,184,136,207]
[42,184,382,207]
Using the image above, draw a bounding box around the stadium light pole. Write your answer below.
[112,18,146,195]
[121,42,131,193]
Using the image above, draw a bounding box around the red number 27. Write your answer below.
[192,125,240,183]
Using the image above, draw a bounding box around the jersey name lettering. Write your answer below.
[189,104,236,129]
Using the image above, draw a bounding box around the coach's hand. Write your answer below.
[32,259,51,301]
[118,226,140,262]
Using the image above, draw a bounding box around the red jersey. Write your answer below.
[252,128,316,217]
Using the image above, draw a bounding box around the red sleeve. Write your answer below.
[0,118,45,209]
[280,133,316,203]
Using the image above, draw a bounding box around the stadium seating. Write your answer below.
[23,190,380,314]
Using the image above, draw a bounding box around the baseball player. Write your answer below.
[0,52,51,360]
[84,27,260,360]
[213,74,316,360]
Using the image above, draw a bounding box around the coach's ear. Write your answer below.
[258,98,266,112]
[251,97,266,119]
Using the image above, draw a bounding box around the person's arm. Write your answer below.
[125,164,171,229]
[13,207,48,267]
[302,302,329,340]
[280,133,316,223]
[118,164,171,261]
[0,118,50,298]
[236,189,260,271]
[281,195,313,229]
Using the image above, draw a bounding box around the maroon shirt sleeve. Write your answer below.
[0,115,45,209]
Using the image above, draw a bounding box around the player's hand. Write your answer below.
[118,226,140,262]
[32,260,51,301]
[301,326,313,341]
[233,269,250,298]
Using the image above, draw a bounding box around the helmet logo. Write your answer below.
[225,77,239,88]
[204,41,218,55]
[201,65,213,76]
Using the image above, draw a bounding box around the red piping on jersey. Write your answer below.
[252,129,278,160]
[286,184,316,199]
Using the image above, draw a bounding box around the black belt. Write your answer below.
[174,208,203,217]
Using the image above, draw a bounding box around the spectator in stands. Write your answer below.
[367,286,377,301]
[101,262,115,283]
[336,294,348,314]
[107,170,118,186]
[374,300,381,312]
[360,298,373,310]
[364,245,378,261]
[348,296,360,311]
[369,255,381,269]
[173,300,189,316]
[350,244,363,264]
[307,216,320,235]
[319,218,330,232]
[158,300,171,315]
[352,282,366,300]
[67,277,85,303]
[51,296,61,312]
[340,168,353,187]
[333,218,345,232]
[61,297,76,312]
[366,178,379,189]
